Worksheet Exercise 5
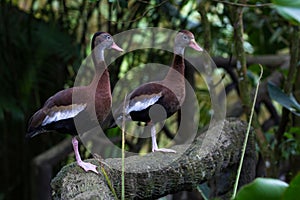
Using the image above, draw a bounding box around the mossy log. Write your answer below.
[51,119,256,199]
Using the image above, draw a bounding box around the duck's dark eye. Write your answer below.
[106,35,111,40]
[183,35,188,40]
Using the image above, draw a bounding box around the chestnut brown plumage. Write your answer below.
[111,30,202,153]
[26,32,123,173]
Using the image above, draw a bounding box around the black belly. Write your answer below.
[43,114,98,136]
[129,98,180,123]
[43,118,78,135]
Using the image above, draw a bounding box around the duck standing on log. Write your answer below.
[110,30,202,153]
[26,32,123,173]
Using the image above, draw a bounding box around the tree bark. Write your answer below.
[51,118,256,199]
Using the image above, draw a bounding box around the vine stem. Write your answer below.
[100,167,119,200]
[213,0,272,7]
[121,93,127,200]
[231,65,263,199]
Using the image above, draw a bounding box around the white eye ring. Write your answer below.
[106,35,111,40]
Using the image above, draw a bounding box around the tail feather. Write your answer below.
[25,127,49,139]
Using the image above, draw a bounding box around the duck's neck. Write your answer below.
[163,49,186,104]
[93,46,105,63]
[90,47,110,92]
[174,46,185,56]
[164,51,185,82]
[90,60,111,95]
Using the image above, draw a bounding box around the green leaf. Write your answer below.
[273,0,300,7]
[267,82,300,116]
[272,0,300,24]
[283,173,300,199]
[289,127,300,135]
[235,178,288,200]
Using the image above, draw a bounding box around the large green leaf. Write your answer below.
[272,0,300,24]
[283,173,300,199]
[267,82,300,116]
[235,178,288,200]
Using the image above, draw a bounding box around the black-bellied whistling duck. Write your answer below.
[112,30,202,153]
[26,32,123,173]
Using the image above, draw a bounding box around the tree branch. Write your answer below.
[229,1,272,171]
[213,55,290,70]
[198,1,211,53]
[275,26,300,176]
[51,119,256,199]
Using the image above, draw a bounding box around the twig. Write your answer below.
[121,93,127,200]
[94,152,118,199]
[107,0,169,24]
[274,26,300,176]
[100,167,119,200]
[231,64,263,199]
[212,73,226,89]
[212,0,272,7]
[198,1,211,52]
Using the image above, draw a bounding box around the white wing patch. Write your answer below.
[42,103,87,126]
[126,93,162,113]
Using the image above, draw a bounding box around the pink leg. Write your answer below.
[151,125,176,153]
[72,137,98,174]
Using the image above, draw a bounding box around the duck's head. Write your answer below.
[91,32,123,52]
[174,30,203,54]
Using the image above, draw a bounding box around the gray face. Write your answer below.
[175,32,194,48]
[93,33,114,50]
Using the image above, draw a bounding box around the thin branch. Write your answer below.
[274,26,300,175]
[121,93,127,200]
[136,0,155,4]
[229,0,272,174]
[213,0,272,7]
[198,1,211,52]
[232,65,263,199]
[107,0,169,24]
